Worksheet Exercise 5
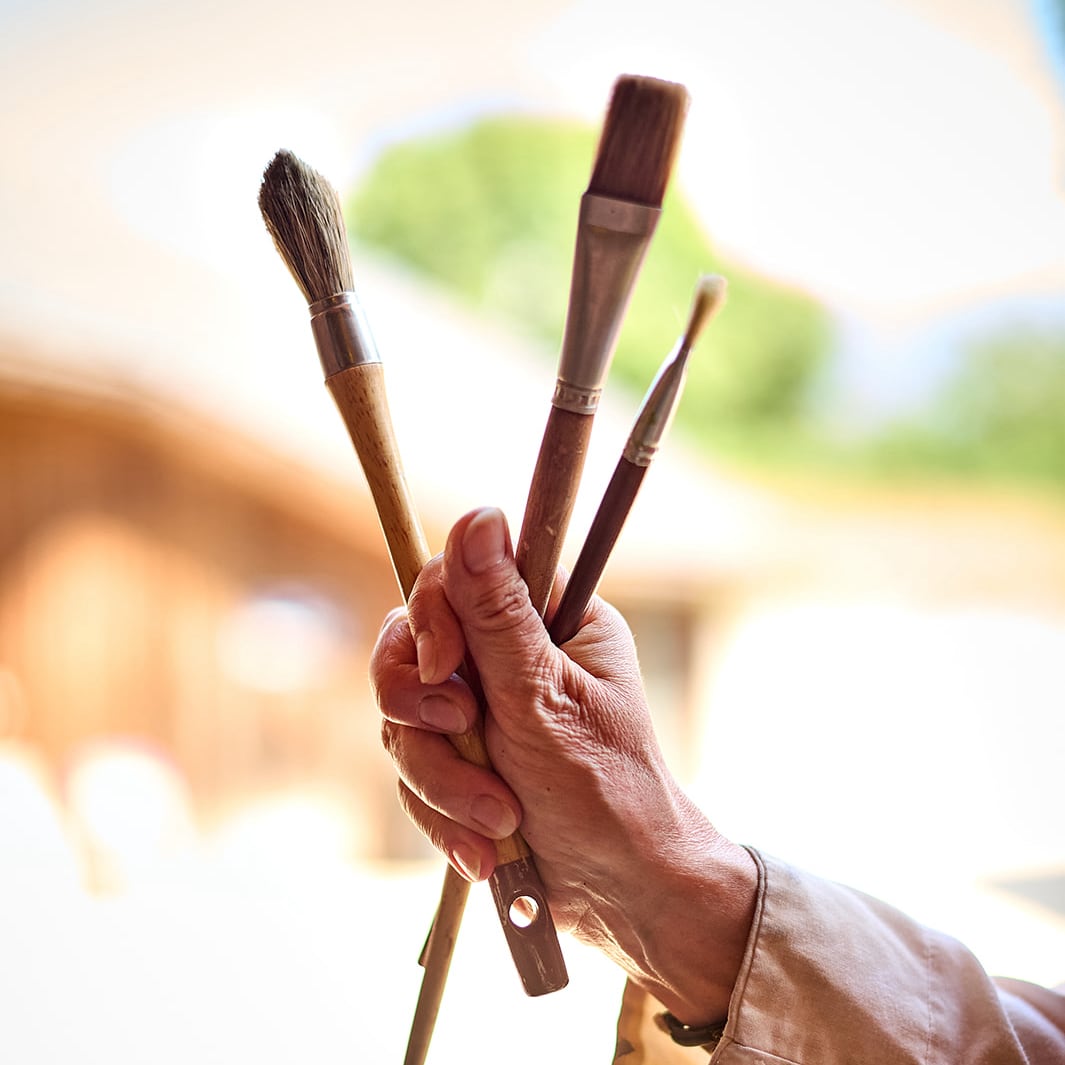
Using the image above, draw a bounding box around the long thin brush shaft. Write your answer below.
[325,363,471,1065]
[519,404,592,613]
[549,275,727,646]
[259,151,567,1065]
[405,869,469,1065]
[548,456,645,646]
[325,322,566,1020]
[517,75,689,617]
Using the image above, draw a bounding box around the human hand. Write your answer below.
[371,506,757,1024]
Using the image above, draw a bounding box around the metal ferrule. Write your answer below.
[551,380,601,414]
[553,192,661,414]
[308,291,381,378]
[623,341,692,467]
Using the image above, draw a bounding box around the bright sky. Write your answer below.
[531,0,1065,318]
[4,0,1062,320]
[0,0,1062,566]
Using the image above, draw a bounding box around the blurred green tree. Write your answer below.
[346,114,1065,493]
[346,116,832,454]
[869,329,1065,488]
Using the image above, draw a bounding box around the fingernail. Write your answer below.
[462,508,507,575]
[451,844,482,882]
[418,695,467,734]
[415,630,437,684]
[470,795,518,838]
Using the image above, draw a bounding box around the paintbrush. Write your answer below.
[549,274,727,645]
[257,152,568,1050]
[516,74,689,618]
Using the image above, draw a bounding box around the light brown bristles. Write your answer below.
[258,149,354,304]
[682,274,728,351]
[586,75,690,205]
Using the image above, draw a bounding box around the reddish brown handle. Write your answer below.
[516,406,595,618]
[548,456,646,645]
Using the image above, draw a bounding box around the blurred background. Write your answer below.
[2,0,1064,1060]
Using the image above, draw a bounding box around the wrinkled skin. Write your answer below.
[371,507,757,1025]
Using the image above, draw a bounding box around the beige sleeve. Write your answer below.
[613,850,1065,1064]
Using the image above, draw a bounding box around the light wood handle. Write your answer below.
[325,364,567,1005]
[327,365,521,856]
[326,364,430,598]
[405,864,469,1065]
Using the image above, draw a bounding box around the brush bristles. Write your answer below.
[683,274,728,349]
[258,149,354,305]
[587,75,690,206]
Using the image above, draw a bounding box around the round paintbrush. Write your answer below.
[258,151,568,1064]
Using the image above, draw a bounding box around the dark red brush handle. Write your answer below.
[516,406,596,619]
[548,457,646,646]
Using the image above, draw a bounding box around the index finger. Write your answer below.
[405,550,472,687]
[369,600,479,735]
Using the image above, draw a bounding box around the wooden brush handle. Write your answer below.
[548,457,646,646]
[516,406,595,617]
[325,363,567,999]
[326,364,430,597]
[405,863,469,1065]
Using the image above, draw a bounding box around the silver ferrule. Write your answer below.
[553,192,661,414]
[308,291,381,378]
[551,380,602,415]
[623,341,691,467]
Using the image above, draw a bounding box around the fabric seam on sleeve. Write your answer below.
[710,847,769,1061]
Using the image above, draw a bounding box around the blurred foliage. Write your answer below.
[347,114,1065,493]
[346,116,832,453]
[863,330,1065,489]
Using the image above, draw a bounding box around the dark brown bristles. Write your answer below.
[258,149,354,304]
[587,75,690,205]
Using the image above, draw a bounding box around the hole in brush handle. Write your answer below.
[489,856,569,996]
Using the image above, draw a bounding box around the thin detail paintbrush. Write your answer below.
[549,274,727,645]
[257,152,568,1064]
[516,74,690,618]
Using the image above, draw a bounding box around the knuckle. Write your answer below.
[397,781,449,854]
[397,778,419,819]
[380,717,402,760]
[371,608,409,662]
[369,623,412,694]
[469,578,532,635]
[368,667,386,708]
[527,659,625,761]
[505,652,586,738]
[379,605,408,633]
[532,653,581,717]
[396,781,427,834]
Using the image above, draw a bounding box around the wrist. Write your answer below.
[647,830,758,1025]
[601,788,759,1026]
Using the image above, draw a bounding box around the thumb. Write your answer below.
[441,507,555,710]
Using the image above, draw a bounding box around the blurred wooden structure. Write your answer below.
[0,376,419,857]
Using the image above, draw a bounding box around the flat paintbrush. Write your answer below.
[516,74,689,618]
[549,274,727,645]
[257,152,568,1063]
